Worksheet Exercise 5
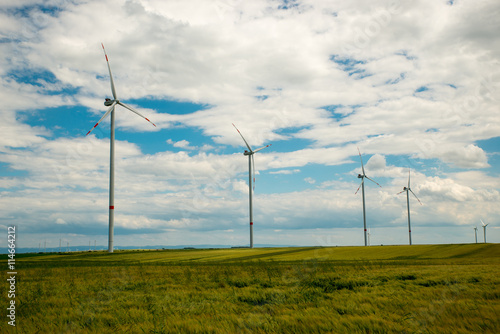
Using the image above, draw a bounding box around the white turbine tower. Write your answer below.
[233,123,271,248]
[481,219,489,243]
[86,43,156,253]
[398,169,422,246]
[355,148,381,247]
[474,226,478,244]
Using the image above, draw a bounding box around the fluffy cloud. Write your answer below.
[0,0,499,247]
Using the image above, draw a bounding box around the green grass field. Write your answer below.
[1,244,499,333]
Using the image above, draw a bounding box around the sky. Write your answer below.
[1,0,499,250]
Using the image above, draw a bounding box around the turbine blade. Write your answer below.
[355,179,364,195]
[253,144,272,153]
[86,102,116,136]
[397,189,406,195]
[365,175,381,187]
[357,147,365,175]
[118,102,157,127]
[480,219,485,226]
[232,123,253,152]
[101,43,117,100]
[409,189,422,205]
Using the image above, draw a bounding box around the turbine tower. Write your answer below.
[474,226,478,244]
[398,169,422,245]
[481,219,489,243]
[86,44,156,253]
[233,123,271,248]
[355,148,381,246]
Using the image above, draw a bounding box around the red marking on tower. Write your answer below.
[250,222,253,225]
[109,206,114,210]
[102,43,108,61]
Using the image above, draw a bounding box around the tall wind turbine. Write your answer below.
[398,169,422,246]
[474,226,478,244]
[355,148,381,246]
[233,123,271,248]
[481,219,489,243]
[86,43,156,253]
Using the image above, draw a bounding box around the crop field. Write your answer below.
[1,244,499,333]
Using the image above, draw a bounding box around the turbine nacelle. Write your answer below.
[104,98,115,106]
[244,150,252,156]
[357,174,363,179]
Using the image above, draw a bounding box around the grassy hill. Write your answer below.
[2,244,499,333]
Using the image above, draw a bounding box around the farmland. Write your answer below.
[1,244,499,333]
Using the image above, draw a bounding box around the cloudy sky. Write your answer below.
[1,0,499,250]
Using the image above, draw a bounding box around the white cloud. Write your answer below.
[167,139,195,150]
[269,169,300,175]
[55,218,66,225]
[365,154,386,171]
[304,177,316,184]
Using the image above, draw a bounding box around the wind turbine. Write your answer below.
[232,123,271,248]
[481,219,489,243]
[86,43,156,253]
[355,148,381,246]
[474,226,478,244]
[398,169,422,246]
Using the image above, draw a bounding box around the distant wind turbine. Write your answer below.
[233,123,271,248]
[474,226,478,244]
[86,43,156,253]
[481,219,489,243]
[355,148,381,247]
[398,169,422,246]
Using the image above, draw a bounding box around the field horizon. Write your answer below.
[5,242,499,263]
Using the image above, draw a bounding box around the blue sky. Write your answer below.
[1,0,499,250]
